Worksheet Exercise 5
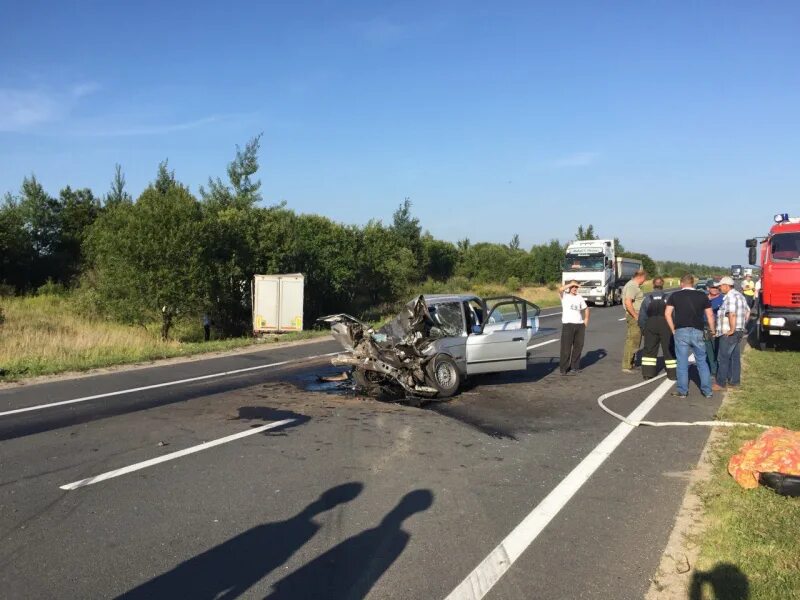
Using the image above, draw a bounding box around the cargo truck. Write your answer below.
[251,274,304,334]
[562,239,642,306]
[746,213,800,349]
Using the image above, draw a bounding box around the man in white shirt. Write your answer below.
[559,280,590,376]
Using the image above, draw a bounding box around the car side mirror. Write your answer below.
[471,325,482,335]
[748,247,757,266]
[745,238,757,248]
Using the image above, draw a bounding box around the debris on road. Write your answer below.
[317,372,350,383]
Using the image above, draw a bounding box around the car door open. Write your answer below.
[466,297,530,374]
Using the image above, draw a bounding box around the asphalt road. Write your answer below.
[0,304,721,599]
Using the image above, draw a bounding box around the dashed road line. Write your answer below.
[60,419,295,490]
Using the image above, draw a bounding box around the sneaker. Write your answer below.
[703,393,714,398]
[560,371,569,376]
[567,370,579,376]
[622,369,635,374]
[670,392,688,398]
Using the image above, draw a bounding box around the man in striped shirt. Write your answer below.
[713,276,750,391]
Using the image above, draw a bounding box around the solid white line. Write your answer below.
[0,353,339,418]
[527,339,558,350]
[60,419,295,490]
[444,377,675,600]
[539,312,562,319]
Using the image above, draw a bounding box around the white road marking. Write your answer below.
[60,419,295,490]
[618,317,627,321]
[539,312,562,319]
[0,353,339,418]
[527,339,558,350]
[444,377,675,600]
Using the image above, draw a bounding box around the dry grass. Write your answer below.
[518,286,561,308]
[0,294,324,381]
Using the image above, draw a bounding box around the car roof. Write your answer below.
[422,294,482,304]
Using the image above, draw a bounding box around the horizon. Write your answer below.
[2,1,798,266]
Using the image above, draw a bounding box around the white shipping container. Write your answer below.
[252,274,304,333]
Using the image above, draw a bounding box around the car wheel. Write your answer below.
[426,354,461,398]
[353,368,384,396]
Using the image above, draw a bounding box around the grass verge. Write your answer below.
[692,347,800,599]
[0,294,326,382]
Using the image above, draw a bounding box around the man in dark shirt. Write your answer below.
[665,274,716,398]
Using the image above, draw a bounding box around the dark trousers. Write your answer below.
[560,323,585,373]
[641,316,676,380]
[203,325,211,341]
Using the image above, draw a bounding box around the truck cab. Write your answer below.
[561,239,641,306]
[746,214,800,348]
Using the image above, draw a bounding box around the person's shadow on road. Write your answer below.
[266,489,434,600]
[116,482,363,600]
[689,562,749,599]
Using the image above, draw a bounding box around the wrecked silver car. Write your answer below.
[319,294,540,400]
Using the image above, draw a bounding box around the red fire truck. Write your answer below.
[746,213,800,348]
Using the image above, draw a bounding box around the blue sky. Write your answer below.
[1,1,798,265]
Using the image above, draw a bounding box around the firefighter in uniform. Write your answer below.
[639,278,677,380]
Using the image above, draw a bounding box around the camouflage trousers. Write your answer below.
[622,314,642,370]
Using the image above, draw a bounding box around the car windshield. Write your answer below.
[427,302,465,337]
[563,256,604,271]
[771,232,800,262]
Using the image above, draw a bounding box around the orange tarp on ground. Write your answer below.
[728,427,800,489]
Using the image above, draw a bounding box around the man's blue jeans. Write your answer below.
[716,331,744,386]
[674,328,712,396]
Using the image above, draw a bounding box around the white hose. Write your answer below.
[597,374,771,429]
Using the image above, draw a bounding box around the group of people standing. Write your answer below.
[559,271,751,397]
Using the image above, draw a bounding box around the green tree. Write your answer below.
[57,186,101,282]
[422,235,458,281]
[199,136,266,334]
[105,164,132,207]
[0,193,34,292]
[509,233,521,250]
[200,134,263,210]
[530,239,565,283]
[575,224,597,240]
[358,221,416,304]
[86,172,206,340]
[390,198,424,273]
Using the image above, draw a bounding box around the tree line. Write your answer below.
[0,136,722,339]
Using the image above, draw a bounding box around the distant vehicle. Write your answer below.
[561,239,642,306]
[252,273,304,334]
[695,280,708,291]
[746,213,800,349]
[321,294,540,400]
[731,264,743,278]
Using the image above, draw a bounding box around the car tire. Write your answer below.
[426,354,461,398]
[353,368,384,396]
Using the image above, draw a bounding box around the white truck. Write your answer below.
[562,239,642,306]
[251,274,305,334]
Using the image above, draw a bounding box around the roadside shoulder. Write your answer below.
[0,335,334,390]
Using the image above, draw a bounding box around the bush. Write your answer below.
[0,283,15,298]
[0,306,5,327]
[506,276,521,291]
[37,279,68,296]
[547,281,559,291]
